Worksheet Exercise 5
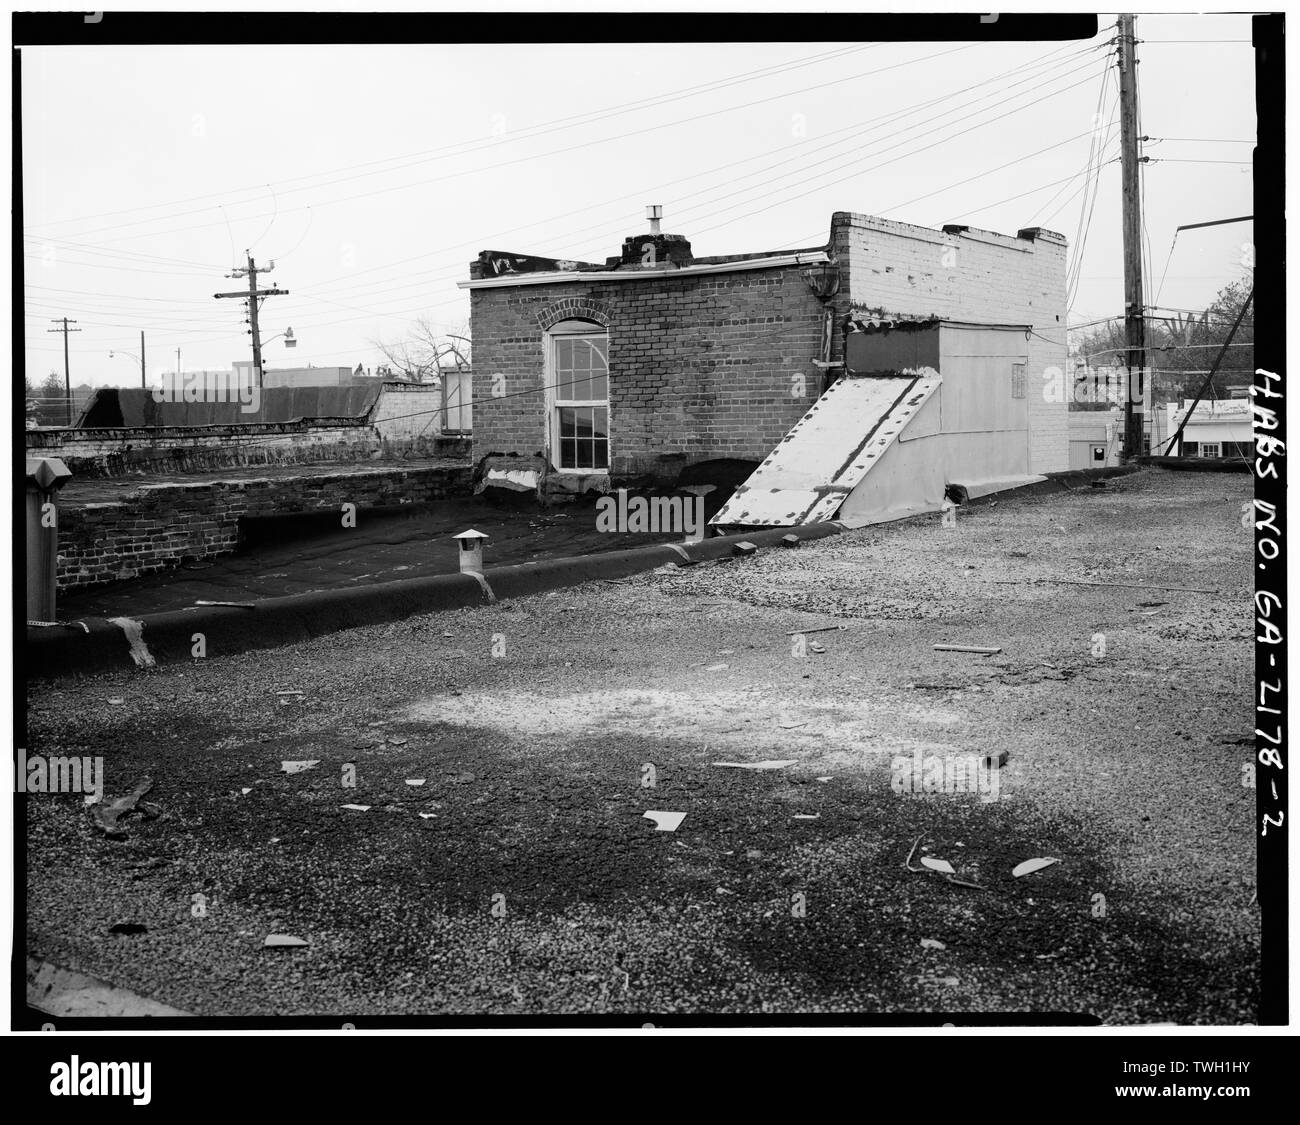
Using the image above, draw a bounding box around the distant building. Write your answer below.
[1068,411,1122,469]
[233,362,354,388]
[1164,398,1252,458]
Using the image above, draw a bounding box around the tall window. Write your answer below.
[551,322,609,470]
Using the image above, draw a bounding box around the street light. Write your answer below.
[109,330,147,387]
[263,327,296,349]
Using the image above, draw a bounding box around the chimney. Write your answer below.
[619,205,692,268]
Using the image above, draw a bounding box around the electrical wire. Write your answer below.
[39,44,973,244]
[24,42,888,234]
[26,38,1124,367]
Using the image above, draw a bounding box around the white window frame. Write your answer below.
[544,319,609,473]
[1200,441,1221,458]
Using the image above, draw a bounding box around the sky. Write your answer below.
[20,12,1256,389]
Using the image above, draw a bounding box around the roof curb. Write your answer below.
[28,523,842,680]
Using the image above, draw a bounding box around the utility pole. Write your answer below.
[140,330,146,389]
[1118,14,1148,460]
[215,251,289,390]
[46,317,81,425]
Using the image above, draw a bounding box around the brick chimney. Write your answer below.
[616,204,693,268]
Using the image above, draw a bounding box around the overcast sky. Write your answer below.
[21,12,1256,388]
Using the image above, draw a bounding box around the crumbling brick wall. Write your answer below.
[55,464,471,591]
[469,265,827,485]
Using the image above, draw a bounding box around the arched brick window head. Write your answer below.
[535,299,611,331]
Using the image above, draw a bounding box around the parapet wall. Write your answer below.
[56,463,472,592]
[29,382,468,479]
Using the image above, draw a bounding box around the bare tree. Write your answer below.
[371,317,470,383]
[1070,278,1254,410]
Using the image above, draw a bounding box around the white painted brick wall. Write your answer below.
[371,382,443,440]
[834,213,1069,474]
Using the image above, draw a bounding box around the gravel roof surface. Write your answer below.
[25,468,1257,1022]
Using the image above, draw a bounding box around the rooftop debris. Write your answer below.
[1012,857,1060,878]
[994,578,1218,594]
[89,778,159,839]
[905,836,989,891]
[712,760,798,770]
[920,857,956,874]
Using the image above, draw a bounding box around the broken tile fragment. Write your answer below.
[1012,857,1060,878]
[713,759,798,770]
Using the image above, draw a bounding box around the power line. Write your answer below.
[261,44,1105,313]
[29,39,1106,339]
[208,52,1114,331]
[225,39,1100,308]
[41,44,971,244]
[298,42,1105,302]
[688,69,1111,241]
[1065,54,1116,306]
[26,42,886,235]
[26,41,1124,363]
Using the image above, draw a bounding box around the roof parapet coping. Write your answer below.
[1016,226,1069,246]
[829,211,1065,250]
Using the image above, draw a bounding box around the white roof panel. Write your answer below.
[711,372,941,527]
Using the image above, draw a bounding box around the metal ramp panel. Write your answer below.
[710,372,941,528]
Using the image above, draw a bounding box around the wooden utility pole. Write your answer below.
[46,317,80,425]
[1117,15,1147,460]
[140,329,146,388]
[214,251,288,390]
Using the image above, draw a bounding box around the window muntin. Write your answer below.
[552,328,609,471]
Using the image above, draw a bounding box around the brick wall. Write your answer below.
[28,424,380,478]
[468,212,1069,490]
[469,266,826,484]
[55,464,471,591]
[370,382,444,442]
[829,212,1069,474]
